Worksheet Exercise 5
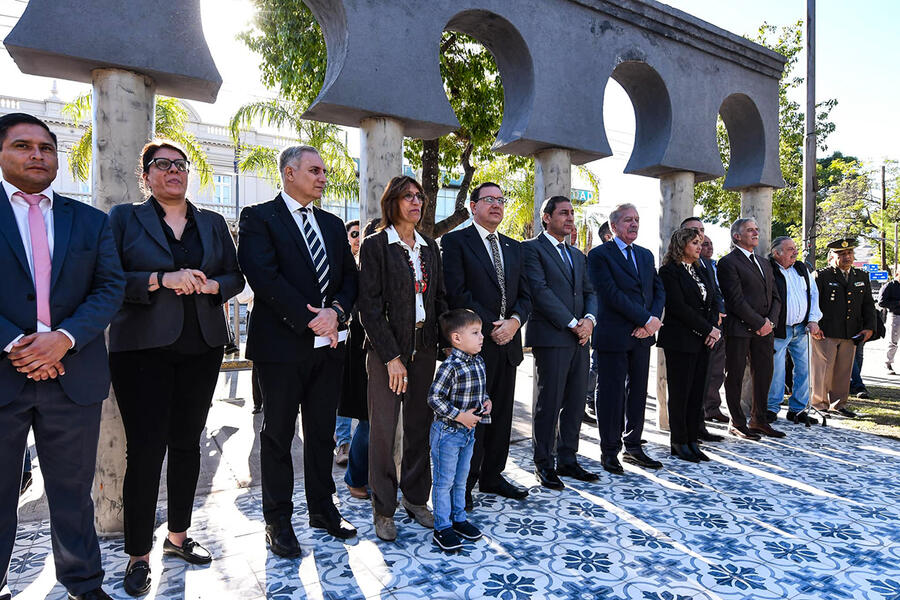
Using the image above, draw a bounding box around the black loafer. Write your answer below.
[480,477,529,499]
[687,442,710,461]
[557,462,600,482]
[765,410,778,423]
[600,455,625,475]
[670,443,700,463]
[68,589,113,600]
[163,537,212,565]
[534,466,565,490]
[698,429,724,442]
[309,512,357,539]
[266,516,302,558]
[122,561,151,597]
[837,407,859,418]
[622,449,663,469]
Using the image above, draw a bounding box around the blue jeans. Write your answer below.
[344,420,369,488]
[335,416,353,447]
[430,421,475,531]
[850,342,866,392]
[767,324,811,414]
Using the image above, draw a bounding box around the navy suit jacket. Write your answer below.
[237,195,358,363]
[440,224,531,366]
[0,187,125,406]
[522,234,597,348]
[588,239,664,352]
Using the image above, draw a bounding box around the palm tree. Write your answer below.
[228,99,358,199]
[63,93,214,187]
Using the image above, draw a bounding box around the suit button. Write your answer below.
[26,293,35,301]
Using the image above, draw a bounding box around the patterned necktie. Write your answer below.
[15,192,52,327]
[625,245,638,276]
[558,242,573,275]
[487,233,507,318]
[298,207,329,305]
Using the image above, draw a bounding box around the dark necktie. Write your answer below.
[487,233,507,318]
[299,207,330,304]
[558,242,573,275]
[625,245,638,276]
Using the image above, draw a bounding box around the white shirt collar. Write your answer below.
[280,190,312,213]
[735,245,755,260]
[542,230,566,247]
[3,179,54,208]
[472,221,499,242]
[613,236,632,251]
[386,224,425,250]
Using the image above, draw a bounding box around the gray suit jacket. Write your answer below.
[522,233,597,348]
[107,198,244,352]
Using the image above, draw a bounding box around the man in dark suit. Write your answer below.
[238,145,359,557]
[716,217,784,439]
[523,196,598,489]
[0,112,124,600]
[588,203,665,474]
[441,182,532,507]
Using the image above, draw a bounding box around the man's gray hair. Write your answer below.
[278,145,320,182]
[730,217,757,244]
[770,235,793,257]
[608,203,638,226]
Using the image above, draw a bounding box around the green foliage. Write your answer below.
[695,21,837,244]
[63,93,214,188]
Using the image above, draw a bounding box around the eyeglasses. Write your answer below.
[402,192,426,203]
[478,195,507,205]
[349,230,360,239]
[148,157,190,172]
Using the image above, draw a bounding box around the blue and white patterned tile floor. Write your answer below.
[9,415,900,600]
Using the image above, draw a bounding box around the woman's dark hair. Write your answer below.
[138,139,189,196]
[663,227,703,267]
[378,175,426,231]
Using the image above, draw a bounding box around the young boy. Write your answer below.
[427,309,493,551]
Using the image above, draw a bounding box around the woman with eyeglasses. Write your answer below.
[358,176,447,541]
[107,140,243,596]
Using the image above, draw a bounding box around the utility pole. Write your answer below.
[802,0,817,268]
[232,139,241,348]
[882,165,888,269]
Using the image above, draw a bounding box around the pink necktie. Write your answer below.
[15,192,52,327]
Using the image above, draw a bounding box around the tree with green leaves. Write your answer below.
[695,21,837,242]
[63,93,213,188]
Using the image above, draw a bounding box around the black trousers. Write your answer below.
[110,346,223,556]
[703,336,727,416]
[466,342,518,491]
[532,344,589,469]
[256,345,345,523]
[665,349,709,444]
[595,343,651,456]
[366,348,436,517]
[0,380,103,596]
[724,334,774,426]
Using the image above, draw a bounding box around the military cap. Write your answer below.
[827,238,858,251]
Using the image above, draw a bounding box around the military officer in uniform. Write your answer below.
[810,238,877,417]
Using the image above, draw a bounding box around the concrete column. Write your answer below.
[359,117,403,226]
[91,68,156,535]
[533,148,572,232]
[656,171,696,432]
[741,186,774,256]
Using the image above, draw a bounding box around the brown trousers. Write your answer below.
[810,337,855,411]
[366,349,436,518]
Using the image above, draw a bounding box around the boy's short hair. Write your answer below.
[439,308,482,340]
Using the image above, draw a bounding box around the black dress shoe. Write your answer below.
[836,407,859,418]
[687,442,710,461]
[698,429,724,442]
[765,410,778,423]
[854,391,870,400]
[534,466,565,490]
[670,443,700,463]
[622,449,663,469]
[163,536,212,565]
[19,471,33,496]
[309,512,357,539]
[705,410,730,423]
[265,516,302,558]
[480,477,529,499]
[557,462,600,482]
[728,424,761,441]
[582,408,598,425]
[464,489,473,512]
[68,589,113,600]
[600,455,625,475]
[786,410,819,425]
[122,560,151,597]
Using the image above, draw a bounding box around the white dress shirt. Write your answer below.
[542,231,595,328]
[2,179,74,352]
[779,263,823,326]
[386,225,427,323]
[281,191,326,257]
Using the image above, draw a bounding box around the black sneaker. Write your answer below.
[452,520,482,541]
[433,527,463,552]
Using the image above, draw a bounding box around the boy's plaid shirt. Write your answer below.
[427,347,491,425]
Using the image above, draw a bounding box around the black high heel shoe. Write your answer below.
[687,442,710,461]
[670,443,700,463]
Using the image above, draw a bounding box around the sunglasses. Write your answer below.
[148,157,190,172]
[349,230,360,239]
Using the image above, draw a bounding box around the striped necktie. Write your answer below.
[299,207,329,304]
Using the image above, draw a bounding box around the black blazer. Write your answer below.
[108,198,243,352]
[440,224,531,366]
[1,187,124,406]
[587,239,665,352]
[717,247,781,338]
[358,228,447,363]
[238,195,358,362]
[522,234,597,348]
[657,262,717,353]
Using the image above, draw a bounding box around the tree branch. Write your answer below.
[434,141,475,238]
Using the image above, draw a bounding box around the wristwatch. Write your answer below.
[331,301,349,325]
